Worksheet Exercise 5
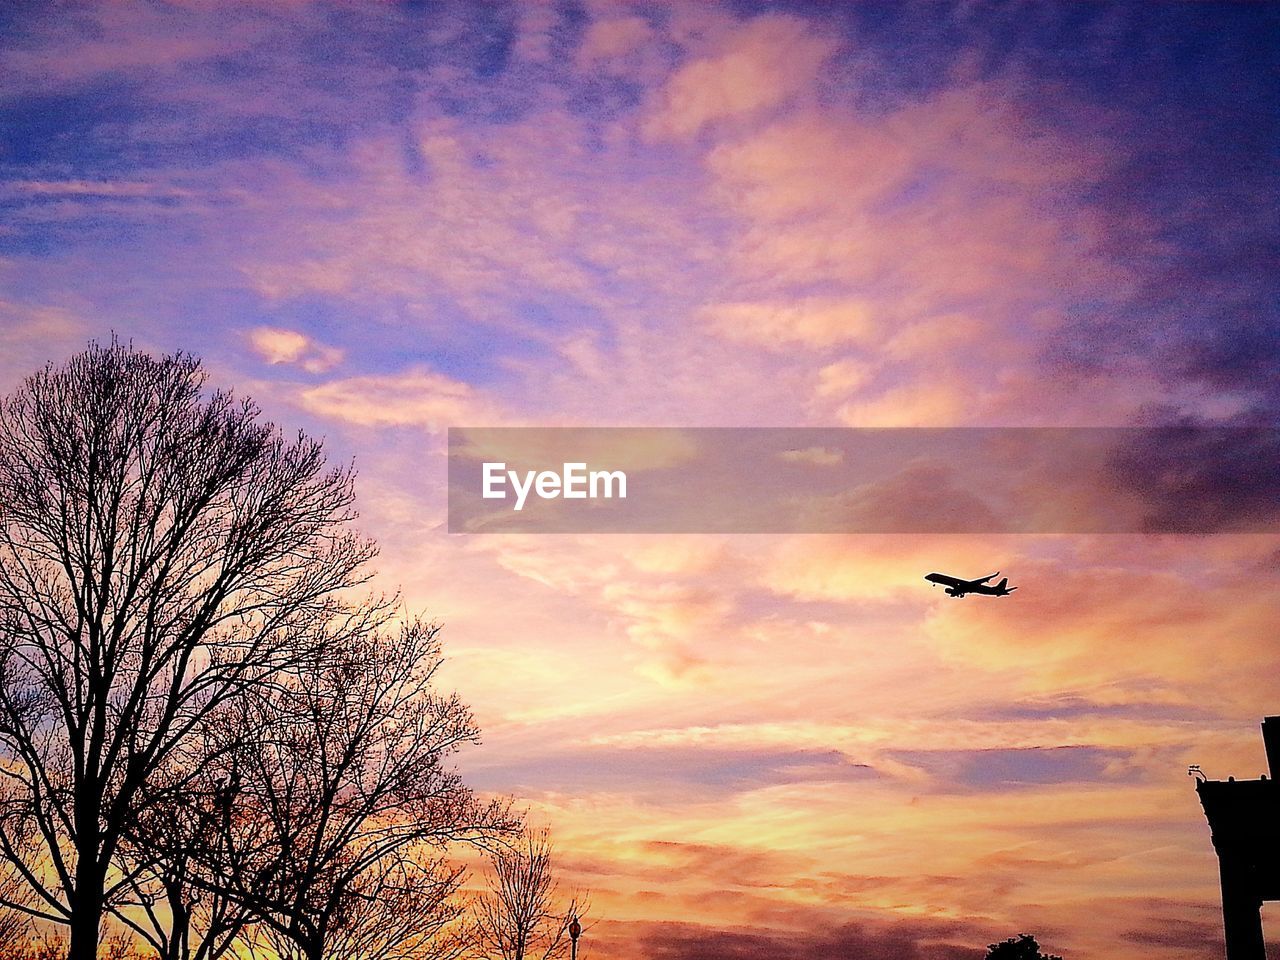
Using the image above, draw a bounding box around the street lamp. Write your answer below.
[568,914,581,960]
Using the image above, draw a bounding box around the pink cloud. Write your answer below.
[577,15,655,71]
[299,368,500,431]
[702,298,878,350]
[644,15,839,140]
[247,326,343,373]
[0,2,267,93]
[0,298,86,386]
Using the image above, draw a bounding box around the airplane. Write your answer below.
[924,571,1017,598]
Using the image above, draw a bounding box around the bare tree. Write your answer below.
[190,617,514,960]
[0,934,68,960]
[113,789,250,960]
[0,903,32,954]
[0,930,147,960]
[0,866,34,951]
[255,851,470,960]
[472,828,586,960]
[0,800,38,949]
[0,342,375,959]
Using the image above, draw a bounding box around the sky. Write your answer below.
[1,1,1279,957]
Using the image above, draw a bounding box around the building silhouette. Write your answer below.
[1196,716,1280,959]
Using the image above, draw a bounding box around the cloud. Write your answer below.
[299,368,500,431]
[1108,426,1280,532]
[887,746,1148,793]
[756,533,1020,602]
[1120,917,1222,952]
[696,83,1125,424]
[705,111,914,220]
[603,581,732,685]
[0,298,85,386]
[629,918,980,960]
[835,381,979,428]
[577,15,655,70]
[921,551,1280,704]
[778,446,843,467]
[467,744,875,801]
[702,298,877,350]
[247,326,343,373]
[797,460,1004,534]
[452,428,699,476]
[2,179,200,200]
[643,15,837,141]
[814,359,872,400]
[0,2,266,93]
[3,4,1276,958]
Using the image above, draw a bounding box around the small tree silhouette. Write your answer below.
[473,827,587,960]
[986,934,1063,960]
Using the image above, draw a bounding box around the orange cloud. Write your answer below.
[922,551,1280,701]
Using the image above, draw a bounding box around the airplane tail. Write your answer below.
[996,577,1009,591]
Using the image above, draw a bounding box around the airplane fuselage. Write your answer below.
[925,572,1017,598]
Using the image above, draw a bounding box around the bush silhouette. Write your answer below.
[986,934,1063,960]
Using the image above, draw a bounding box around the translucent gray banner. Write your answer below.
[447,427,1280,534]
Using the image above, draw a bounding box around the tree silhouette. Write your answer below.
[180,618,514,960]
[986,934,1063,960]
[0,341,375,958]
[0,813,38,949]
[256,852,470,960]
[114,790,249,960]
[473,827,586,960]
[0,871,32,951]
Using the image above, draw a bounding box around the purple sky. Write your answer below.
[1,3,1278,958]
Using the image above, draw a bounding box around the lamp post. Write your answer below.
[568,914,581,960]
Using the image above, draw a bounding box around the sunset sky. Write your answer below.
[2,2,1279,957]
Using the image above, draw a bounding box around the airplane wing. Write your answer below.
[924,573,964,587]
[964,571,999,586]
